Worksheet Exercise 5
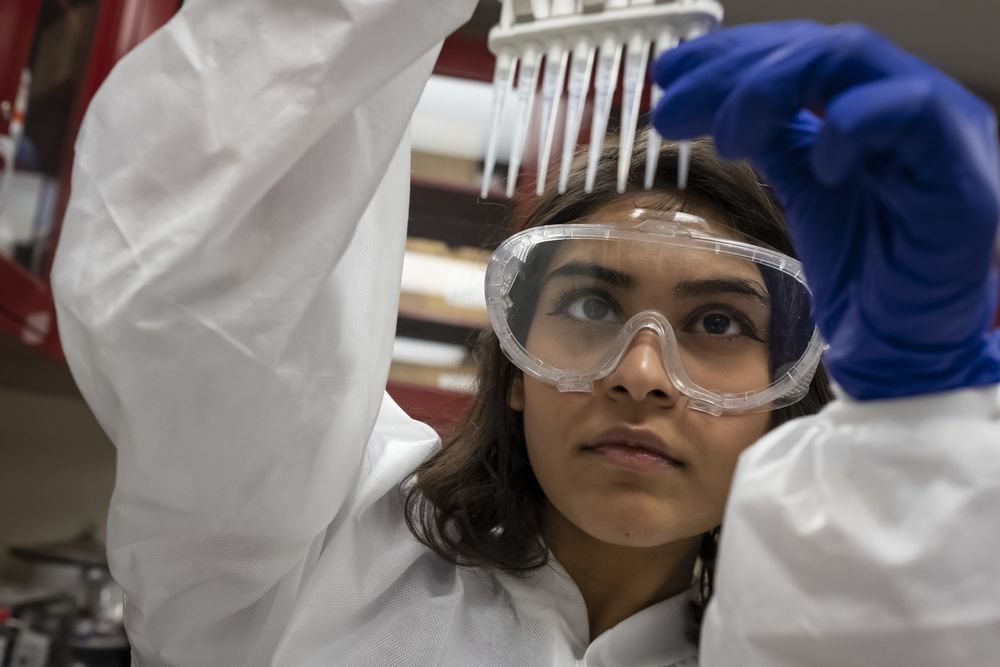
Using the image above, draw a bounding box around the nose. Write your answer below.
[601,328,679,406]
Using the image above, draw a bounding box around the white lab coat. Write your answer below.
[50,0,1000,666]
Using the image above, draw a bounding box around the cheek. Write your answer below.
[519,379,596,500]
[521,379,586,458]
[687,411,771,508]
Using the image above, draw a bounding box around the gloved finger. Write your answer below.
[651,20,821,90]
[810,76,954,187]
[651,45,774,138]
[813,76,1000,236]
[651,21,822,139]
[706,24,930,159]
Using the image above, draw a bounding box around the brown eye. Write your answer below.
[549,288,622,324]
[577,297,612,321]
[701,312,737,335]
[565,294,618,323]
[685,306,762,340]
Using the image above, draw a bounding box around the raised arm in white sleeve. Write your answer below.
[701,385,1000,666]
[51,0,477,664]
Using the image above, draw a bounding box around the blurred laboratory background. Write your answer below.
[0,1,997,665]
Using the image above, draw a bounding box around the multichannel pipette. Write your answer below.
[484,0,722,198]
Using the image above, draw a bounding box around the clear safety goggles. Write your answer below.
[485,210,826,415]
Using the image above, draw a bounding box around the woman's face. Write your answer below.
[510,204,772,549]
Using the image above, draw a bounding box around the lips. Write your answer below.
[582,426,687,468]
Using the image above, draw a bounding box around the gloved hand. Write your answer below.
[651,21,1000,400]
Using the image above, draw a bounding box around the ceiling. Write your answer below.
[465,1,1000,108]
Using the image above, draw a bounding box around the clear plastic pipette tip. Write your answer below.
[645,32,678,190]
[536,46,568,196]
[506,48,541,199]
[617,34,650,193]
[643,87,663,190]
[585,39,622,193]
[677,139,691,190]
[559,42,595,194]
[481,52,517,199]
[676,19,713,191]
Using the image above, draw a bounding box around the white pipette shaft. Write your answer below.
[506,48,541,198]
[644,31,678,190]
[536,46,568,196]
[676,11,714,191]
[677,138,691,189]
[558,40,595,193]
[617,32,650,193]
[585,37,622,193]
[482,52,517,198]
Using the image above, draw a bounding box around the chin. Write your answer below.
[577,492,701,548]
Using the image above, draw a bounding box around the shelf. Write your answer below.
[409,180,511,250]
[396,315,480,350]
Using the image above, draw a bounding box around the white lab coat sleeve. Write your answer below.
[700,384,1000,667]
[50,0,477,664]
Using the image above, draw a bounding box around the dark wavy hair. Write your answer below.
[404,136,834,644]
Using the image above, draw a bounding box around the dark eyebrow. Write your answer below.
[544,261,636,289]
[674,278,769,304]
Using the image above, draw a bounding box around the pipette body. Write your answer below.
[484,0,723,198]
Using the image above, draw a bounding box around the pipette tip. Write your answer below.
[644,130,661,190]
[677,140,691,190]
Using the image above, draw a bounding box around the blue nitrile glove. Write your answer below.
[652,21,1000,400]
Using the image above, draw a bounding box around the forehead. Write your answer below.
[584,196,736,236]
[547,207,763,285]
